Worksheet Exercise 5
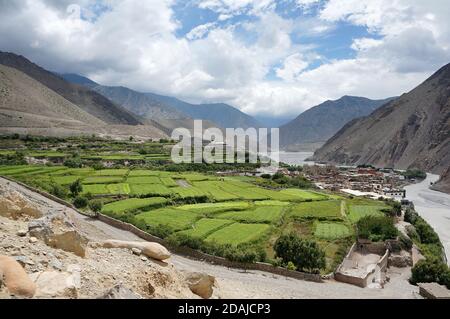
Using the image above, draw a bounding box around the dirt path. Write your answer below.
[0,177,420,299]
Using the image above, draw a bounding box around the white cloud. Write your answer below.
[0,0,449,119]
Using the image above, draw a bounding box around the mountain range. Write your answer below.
[278,96,395,151]
[60,74,262,130]
[311,63,450,188]
[0,52,167,139]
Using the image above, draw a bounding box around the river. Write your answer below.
[271,151,315,166]
[404,174,450,265]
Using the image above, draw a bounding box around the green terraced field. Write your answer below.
[193,181,240,201]
[348,205,386,223]
[314,222,353,239]
[160,177,177,187]
[106,183,131,195]
[82,184,109,195]
[279,189,328,201]
[205,223,270,246]
[254,200,290,206]
[126,176,161,184]
[171,186,208,199]
[51,175,83,185]
[289,200,342,220]
[217,206,285,223]
[94,169,129,176]
[129,183,172,196]
[177,202,250,214]
[137,208,199,232]
[83,176,124,184]
[128,170,160,177]
[176,218,235,239]
[102,197,167,214]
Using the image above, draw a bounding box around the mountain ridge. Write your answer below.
[311,63,450,176]
[278,95,395,150]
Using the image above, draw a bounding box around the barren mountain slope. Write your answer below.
[0,65,105,128]
[0,52,142,125]
[312,63,450,175]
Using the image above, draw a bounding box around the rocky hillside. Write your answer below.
[0,181,218,299]
[432,167,450,194]
[312,63,450,177]
[278,96,393,150]
[0,52,142,126]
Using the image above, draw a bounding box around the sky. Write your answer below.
[0,0,449,119]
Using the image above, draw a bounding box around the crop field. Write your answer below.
[176,218,235,239]
[170,186,208,199]
[347,205,386,223]
[129,184,171,196]
[314,222,353,240]
[126,176,161,184]
[279,189,328,201]
[51,175,83,185]
[82,184,109,195]
[102,197,167,215]
[136,208,199,232]
[0,163,392,272]
[205,223,270,246]
[83,176,124,184]
[94,169,129,176]
[177,202,250,214]
[217,206,285,223]
[106,183,131,195]
[289,200,343,220]
[128,170,160,177]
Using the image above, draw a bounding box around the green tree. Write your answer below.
[274,233,326,273]
[410,258,450,289]
[73,196,89,209]
[89,200,103,213]
[69,179,83,197]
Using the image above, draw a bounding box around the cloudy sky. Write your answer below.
[0,0,449,119]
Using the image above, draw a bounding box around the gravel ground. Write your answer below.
[0,177,420,299]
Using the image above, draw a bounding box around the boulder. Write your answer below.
[418,283,450,299]
[185,272,216,299]
[0,192,42,220]
[31,267,80,299]
[97,284,143,299]
[388,251,413,268]
[99,240,170,261]
[0,255,36,298]
[16,229,28,237]
[28,211,88,257]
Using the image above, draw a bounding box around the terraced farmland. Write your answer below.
[176,218,235,239]
[289,200,343,220]
[347,205,386,223]
[136,209,199,232]
[0,164,393,273]
[314,222,353,240]
[217,206,285,223]
[102,197,167,215]
[205,223,270,246]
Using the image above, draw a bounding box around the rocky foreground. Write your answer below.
[0,184,217,299]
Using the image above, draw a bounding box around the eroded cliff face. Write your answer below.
[312,63,450,180]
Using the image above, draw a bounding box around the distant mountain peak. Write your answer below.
[278,95,394,150]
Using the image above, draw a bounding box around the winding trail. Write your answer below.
[0,177,419,299]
